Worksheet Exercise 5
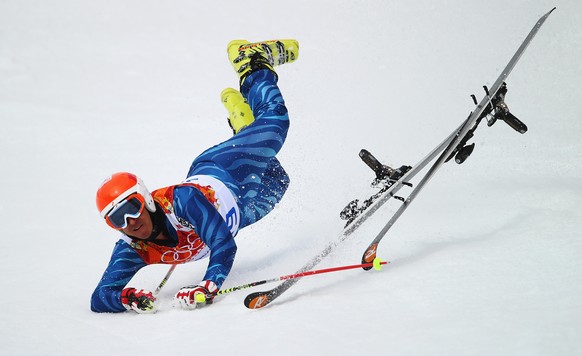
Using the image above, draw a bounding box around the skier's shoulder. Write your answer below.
[174,183,212,208]
[150,183,211,220]
[114,234,135,251]
[150,183,203,209]
[104,235,146,266]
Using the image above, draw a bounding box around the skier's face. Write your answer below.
[121,209,153,240]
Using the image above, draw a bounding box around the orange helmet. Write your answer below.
[96,172,156,229]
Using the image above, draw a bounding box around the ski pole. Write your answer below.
[154,264,177,295]
[218,258,387,296]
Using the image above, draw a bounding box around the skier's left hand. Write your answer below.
[174,280,218,310]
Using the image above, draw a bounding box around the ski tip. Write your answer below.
[362,243,378,270]
[244,292,270,309]
[544,7,556,17]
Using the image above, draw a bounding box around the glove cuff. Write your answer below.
[198,280,218,296]
[120,288,136,310]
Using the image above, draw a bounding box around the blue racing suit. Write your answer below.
[91,70,290,312]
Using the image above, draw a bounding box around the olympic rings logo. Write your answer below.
[160,232,206,263]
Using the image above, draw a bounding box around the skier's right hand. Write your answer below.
[174,280,218,310]
[121,288,157,314]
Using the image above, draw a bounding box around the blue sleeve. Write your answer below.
[90,239,147,313]
[174,186,237,289]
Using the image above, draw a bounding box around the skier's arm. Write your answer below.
[176,186,237,289]
[90,239,147,313]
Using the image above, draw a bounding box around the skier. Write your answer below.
[91,39,299,313]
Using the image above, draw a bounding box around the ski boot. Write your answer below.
[227,39,299,85]
[221,87,255,134]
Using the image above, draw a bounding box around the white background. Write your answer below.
[1,1,580,355]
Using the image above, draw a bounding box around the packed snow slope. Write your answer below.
[1,1,581,355]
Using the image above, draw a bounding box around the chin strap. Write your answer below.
[144,206,165,241]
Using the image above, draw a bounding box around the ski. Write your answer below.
[243,7,556,309]
[243,154,419,309]
[360,7,556,266]
[243,126,460,309]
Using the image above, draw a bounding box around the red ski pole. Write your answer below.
[217,258,387,296]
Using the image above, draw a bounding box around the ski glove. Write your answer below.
[174,280,218,310]
[120,288,157,314]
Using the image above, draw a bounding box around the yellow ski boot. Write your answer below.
[227,39,299,84]
[221,88,255,134]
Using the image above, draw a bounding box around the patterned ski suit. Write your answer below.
[91,70,290,312]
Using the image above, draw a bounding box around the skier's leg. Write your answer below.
[239,157,290,225]
[187,70,290,228]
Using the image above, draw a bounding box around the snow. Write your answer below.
[1,1,581,355]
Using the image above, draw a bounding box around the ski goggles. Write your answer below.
[104,193,146,230]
